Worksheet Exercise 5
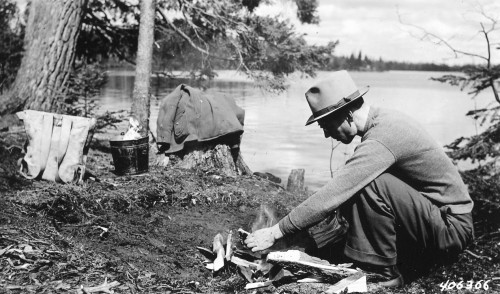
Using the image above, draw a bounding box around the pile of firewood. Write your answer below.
[197,229,367,293]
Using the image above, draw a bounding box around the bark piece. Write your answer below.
[230,256,258,269]
[245,281,273,290]
[297,277,323,283]
[238,265,254,282]
[233,249,263,261]
[326,272,367,293]
[287,169,305,193]
[225,230,233,261]
[196,246,216,260]
[266,250,359,283]
[212,233,225,271]
[256,259,273,275]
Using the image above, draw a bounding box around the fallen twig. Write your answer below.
[464,249,492,260]
[62,219,99,228]
[5,285,27,290]
[0,245,13,256]
[79,278,120,293]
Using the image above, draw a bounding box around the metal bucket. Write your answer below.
[109,136,149,175]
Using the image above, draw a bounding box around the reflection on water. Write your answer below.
[98,70,488,191]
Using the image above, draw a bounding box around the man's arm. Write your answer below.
[279,139,396,235]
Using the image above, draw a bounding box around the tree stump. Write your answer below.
[287,169,305,193]
[172,143,252,176]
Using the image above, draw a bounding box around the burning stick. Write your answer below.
[212,233,225,271]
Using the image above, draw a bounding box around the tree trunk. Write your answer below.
[0,0,87,116]
[131,0,156,137]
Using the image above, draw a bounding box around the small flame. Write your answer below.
[251,204,278,232]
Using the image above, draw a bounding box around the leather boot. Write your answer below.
[360,264,404,289]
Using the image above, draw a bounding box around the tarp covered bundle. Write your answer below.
[157,84,245,154]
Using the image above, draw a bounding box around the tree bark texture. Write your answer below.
[131,0,156,137]
[173,144,252,177]
[0,0,87,116]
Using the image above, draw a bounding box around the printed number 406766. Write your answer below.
[440,280,490,291]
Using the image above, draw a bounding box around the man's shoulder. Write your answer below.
[374,107,413,122]
[370,107,424,131]
[366,107,437,149]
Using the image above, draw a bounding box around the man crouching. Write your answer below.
[245,70,474,288]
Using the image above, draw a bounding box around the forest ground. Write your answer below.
[0,131,499,294]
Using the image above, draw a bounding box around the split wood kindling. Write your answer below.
[196,228,367,293]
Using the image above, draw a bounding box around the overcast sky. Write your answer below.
[256,0,500,65]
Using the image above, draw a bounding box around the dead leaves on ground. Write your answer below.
[0,226,190,293]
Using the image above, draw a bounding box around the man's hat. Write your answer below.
[305,70,369,126]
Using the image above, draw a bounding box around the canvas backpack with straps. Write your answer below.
[16,110,96,184]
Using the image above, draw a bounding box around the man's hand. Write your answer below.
[244,224,284,252]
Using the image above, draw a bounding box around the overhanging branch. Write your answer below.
[397,10,488,62]
[156,8,209,55]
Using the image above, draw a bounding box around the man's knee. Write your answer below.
[353,173,416,217]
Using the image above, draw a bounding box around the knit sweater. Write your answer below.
[279,107,474,235]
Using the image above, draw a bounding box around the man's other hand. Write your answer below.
[244,224,284,252]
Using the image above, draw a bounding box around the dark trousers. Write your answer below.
[339,173,474,268]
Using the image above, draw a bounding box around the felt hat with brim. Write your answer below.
[305,70,369,126]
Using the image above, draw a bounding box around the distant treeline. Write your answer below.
[105,47,470,73]
[319,52,467,72]
[173,50,469,73]
[106,51,468,74]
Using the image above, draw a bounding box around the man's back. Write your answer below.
[279,106,473,235]
[364,107,473,214]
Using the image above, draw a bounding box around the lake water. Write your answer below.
[98,70,491,191]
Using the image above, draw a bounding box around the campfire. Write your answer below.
[196,205,367,293]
